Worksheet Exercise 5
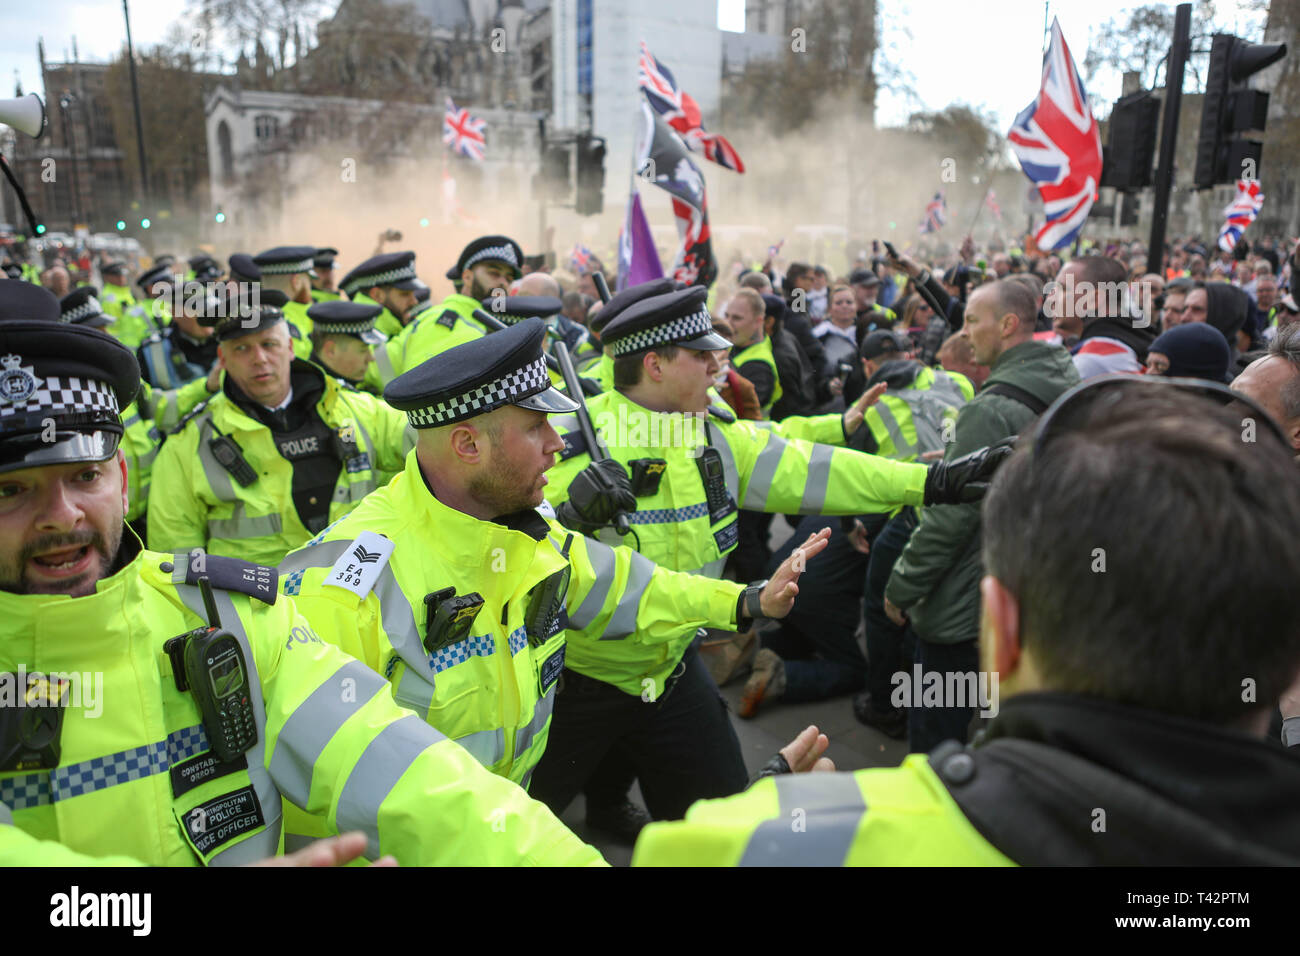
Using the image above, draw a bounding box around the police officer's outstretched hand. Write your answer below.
[556,459,636,534]
[252,831,397,867]
[922,436,1017,506]
[759,527,831,618]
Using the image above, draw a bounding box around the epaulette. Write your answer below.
[175,549,277,605]
[707,403,736,424]
[436,309,458,330]
[170,396,214,436]
[321,531,395,599]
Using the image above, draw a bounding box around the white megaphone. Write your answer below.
[0,93,47,139]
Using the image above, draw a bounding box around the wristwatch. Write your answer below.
[737,579,770,629]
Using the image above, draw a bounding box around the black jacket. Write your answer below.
[934,692,1300,865]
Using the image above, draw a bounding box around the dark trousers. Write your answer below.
[529,644,749,821]
[762,515,868,702]
[732,510,774,582]
[864,509,917,711]
[908,637,980,755]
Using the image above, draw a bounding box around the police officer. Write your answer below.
[187,254,222,284]
[725,287,783,415]
[147,289,413,566]
[307,300,385,392]
[109,262,172,352]
[136,268,223,431]
[575,277,679,392]
[339,250,423,383]
[387,235,524,380]
[252,245,317,360]
[60,288,160,538]
[310,247,342,302]
[96,261,136,324]
[275,319,827,839]
[531,285,1011,822]
[0,281,603,866]
[228,253,261,286]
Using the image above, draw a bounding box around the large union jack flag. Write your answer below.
[443,97,486,162]
[638,41,745,173]
[1218,179,1264,252]
[1008,18,1102,251]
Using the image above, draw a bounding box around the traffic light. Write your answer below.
[214,210,226,224]
[1193,34,1287,189]
[575,135,606,216]
[1101,91,1160,190]
[34,223,45,235]
[140,218,151,229]
[115,220,126,231]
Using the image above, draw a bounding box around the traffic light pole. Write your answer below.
[1148,2,1191,276]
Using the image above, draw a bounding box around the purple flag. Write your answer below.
[617,188,664,291]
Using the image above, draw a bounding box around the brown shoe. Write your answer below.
[738,649,787,719]
[699,627,759,687]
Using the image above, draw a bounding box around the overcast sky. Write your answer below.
[5,0,1268,133]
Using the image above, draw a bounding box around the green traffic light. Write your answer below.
[215,212,226,223]
[141,218,151,229]
[116,220,126,231]
[35,224,45,235]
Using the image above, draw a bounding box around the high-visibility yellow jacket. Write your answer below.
[98,283,135,320]
[386,293,490,380]
[350,291,411,391]
[120,396,163,524]
[147,361,413,567]
[277,453,746,798]
[731,337,783,415]
[309,288,342,303]
[0,538,603,866]
[863,366,971,462]
[282,300,315,361]
[110,296,170,353]
[546,389,927,696]
[632,757,1015,866]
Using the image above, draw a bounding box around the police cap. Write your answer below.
[254,245,317,277]
[59,287,113,329]
[599,286,730,358]
[384,317,578,428]
[0,283,139,475]
[340,251,420,297]
[588,278,677,337]
[478,295,563,326]
[189,254,222,282]
[101,261,129,278]
[307,300,385,345]
[136,263,174,292]
[228,253,261,284]
[453,236,524,281]
[313,247,339,269]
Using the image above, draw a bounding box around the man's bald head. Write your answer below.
[516,273,562,298]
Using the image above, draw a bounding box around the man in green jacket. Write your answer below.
[885,277,1079,753]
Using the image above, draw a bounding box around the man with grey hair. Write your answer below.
[883,277,1079,752]
[1233,322,1300,453]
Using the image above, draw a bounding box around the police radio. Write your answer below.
[207,433,258,487]
[165,578,258,763]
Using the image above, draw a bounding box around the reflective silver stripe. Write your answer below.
[742,432,788,510]
[279,538,434,715]
[343,404,379,503]
[455,726,506,767]
[373,343,398,385]
[799,444,834,513]
[196,417,238,502]
[872,400,916,460]
[336,713,439,860]
[267,658,390,807]
[174,584,283,865]
[143,339,177,389]
[707,421,741,503]
[155,391,183,431]
[602,548,655,640]
[738,773,866,867]
[569,538,616,629]
[514,687,555,761]
[0,802,11,825]
[208,507,282,540]
[685,556,728,578]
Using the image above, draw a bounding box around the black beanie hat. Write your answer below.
[1149,322,1231,382]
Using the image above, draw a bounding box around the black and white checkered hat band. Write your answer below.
[316,321,378,336]
[260,257,314,275]
[465,245,519,271]
[344,264,417,295]
[405,356,549,427]
[62,298,104,324]
[609,309,713,357]
[0,375,119,420]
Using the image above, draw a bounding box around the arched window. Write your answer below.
[217,120,234,185]
[254,114,279,144]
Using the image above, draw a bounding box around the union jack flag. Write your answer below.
[443,97,486,162]
[570,244,593,274]
[1008,18,1102,251]
[919,192,947,234]
[1218,179,1264,252]
[638,41,745,173]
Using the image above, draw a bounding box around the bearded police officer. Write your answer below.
[531,285,1011,823]
[0,281,603,867]
[307,300,385,393]
[147,288,412,567]
[275,319,829,845]
[384,235,524,381]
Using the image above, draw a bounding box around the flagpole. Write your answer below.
[967,187,988,238]
[1043,2,1050,53]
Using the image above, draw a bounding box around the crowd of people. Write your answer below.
[0,221,1297,868]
